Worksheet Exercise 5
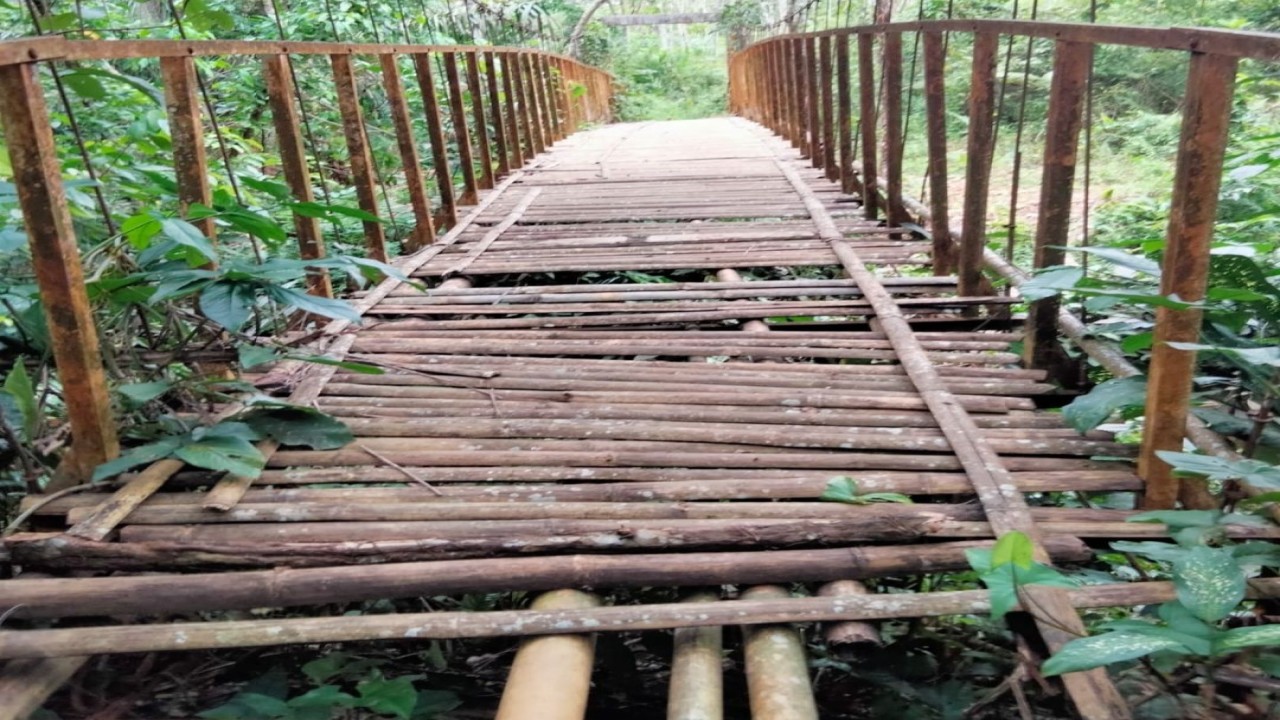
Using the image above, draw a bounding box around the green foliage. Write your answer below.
[820,476,913,505]
[1061,375,1148,432]
[610,37,727,121]
[966,531,1078,620]
[199,659,460,720]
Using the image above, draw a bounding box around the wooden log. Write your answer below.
[443,53,479,205]
[0,538,1093,615]
[464,51,495,190]
[0,657,87,720]
[2,578,1278,660]
[495,590,599,720]
[668,591,724,720]
[412,53,458,228]
[856,34,878,219]
[0,62,118,485]
[264,55,332,295]
[330,54,388,262]
[958,32,998,297]
[741,586,819,720]
[159,56,214,241]
[380,55,437,251]
[1024,41,1092,376]
[922,31,952,275]
[1139,52,1239,509]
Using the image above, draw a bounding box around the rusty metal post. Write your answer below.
[379,55,437,252]
[264,55,333,296]
[499,52,524,168]
[788,39,803,149]
[857,33,879,219]
[836,37,855,195]
[0,62,118,486]
[1024,41,1093,375]
[443,53,480,206]
[803,37,818,161]
[882,31,905,226]
[331,54,388,262]
[819,36,837,181]
[922,31,951,275]
[159,56,214,241]
[411,53,458,228]
[1139,52,1239,509]
[520,53,546,156]
[958,32,999,297]
[463,52,495,191]
[668,591,724,720]
[483,51,511,178]
[531,55,555,148]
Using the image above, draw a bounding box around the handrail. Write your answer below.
[0,39,613,486]
[727,20,1280,511]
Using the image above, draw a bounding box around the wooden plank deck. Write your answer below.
[8,118,1150,575]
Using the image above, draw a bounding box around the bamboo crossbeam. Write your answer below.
[3,578,1276,660]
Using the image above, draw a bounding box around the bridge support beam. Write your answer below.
[1139,52,1238,509]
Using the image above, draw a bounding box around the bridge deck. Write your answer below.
[11,118,1148,574]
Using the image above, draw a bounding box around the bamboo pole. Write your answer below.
[3,579,1279,660]
[741,586,819,720]
[0,538,1092,614]
[818,581,881,646]
[0,657,86,720]
[495,590,599,720]
[667,591,724,720]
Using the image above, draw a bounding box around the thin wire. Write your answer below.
[992,0,1020,150]
[1080,0,1099,325]
[900,0,926,163]
[1004,0,1039,264]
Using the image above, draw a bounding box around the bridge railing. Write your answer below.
[729,21,1280,509]
[0,37,612,484]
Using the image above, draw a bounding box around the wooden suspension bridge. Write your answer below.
[1,19,1280,720]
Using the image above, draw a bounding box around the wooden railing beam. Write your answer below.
[958,32,998,297]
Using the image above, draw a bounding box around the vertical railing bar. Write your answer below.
[380,54,437,252]
[484,50,512,178]
[464,51,495,191]
[411,52,458,228]
[836,37,856,196]
[921,31,951,276]
[264,54,333,297]
[522,53,547,155]
[1023,40,1092,377]
[958,32,999,298]
[882,31,905,225]
[443,51,480,206]
[856,33,879,220]
[1139,52,1239,510]
[331,53,389,263]
[0,61,118,486]
[819,36,836,180]
[160,56,215,243]
[501,51,528,167]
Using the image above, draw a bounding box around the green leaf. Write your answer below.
[121,212,162,249]
[174,435,266,477]
[991,531,1035,569]
[160,218,218,264]
[820,476,861,504]
[287,684,358,710]
[301,652,350,684]
[1218,624,1280,653]
[200,281,258,332]
[264,285,361,325]
[290,201,382,223]
[221,208,288,245]
[1041,631,1192,676]
[239,177,293,201]
[357,676,419,720]
[1173,545,1246,623]
[1110,540,1187,563]
[1061,376,1147,432]
[4,361,38,441]
[238,406,353,450]
[1065,246,1162,276]
[197,692,291,720]
[286,354,385,374]
[91,437,184,481]
[238,345,279,370]
[118,381,173,404]
[1020,266,1083,301]
[411,689,462,720]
